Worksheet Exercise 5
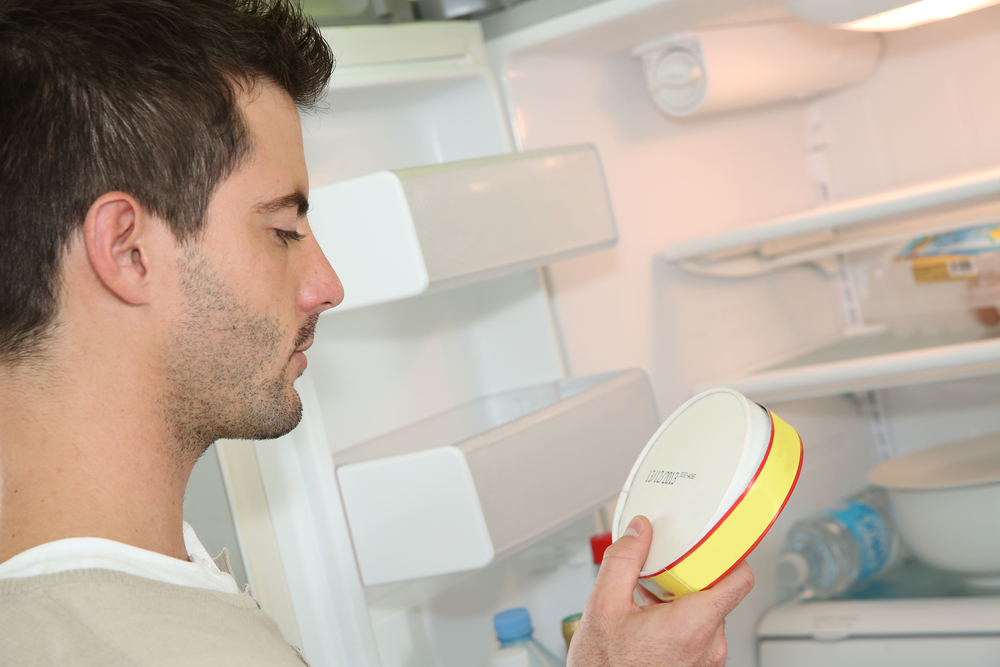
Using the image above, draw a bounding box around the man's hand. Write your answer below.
[568,515,754,667]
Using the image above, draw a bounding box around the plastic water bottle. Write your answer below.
[777,487,903,598]
[490,647,530,667]
[493,608,565,667]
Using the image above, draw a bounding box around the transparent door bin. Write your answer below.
[334,369,658,586]
[309,144,618,313]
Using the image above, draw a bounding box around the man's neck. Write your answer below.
[0,359,192,564]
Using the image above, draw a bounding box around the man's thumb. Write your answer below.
[590,515,653,613]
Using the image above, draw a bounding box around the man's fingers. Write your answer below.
[711,561,754,616]
[590,515,653,613]
[680,561,755,620]
[634,582,662,606]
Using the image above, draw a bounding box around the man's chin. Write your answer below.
[228,387,304,442]
[261,392,304,440]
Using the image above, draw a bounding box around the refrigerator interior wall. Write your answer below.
[488,1,1000,404]
[488,8,822,399]
[486,4,1000,667]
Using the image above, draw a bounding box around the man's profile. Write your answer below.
[0,1,751,664]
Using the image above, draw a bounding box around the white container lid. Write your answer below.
[613,388,772,575]
[869,434,1000,490]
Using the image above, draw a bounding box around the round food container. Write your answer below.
[868,435,1000,584]
[612,388,803,600]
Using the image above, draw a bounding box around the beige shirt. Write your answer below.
[0,568,308,666]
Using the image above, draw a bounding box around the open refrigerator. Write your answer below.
[183,2,1000,666]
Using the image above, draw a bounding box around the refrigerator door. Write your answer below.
[192,21,662,667]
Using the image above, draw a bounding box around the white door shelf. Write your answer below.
[334,369,659,586]
[310,144,617,313]
[700,330,1000,404]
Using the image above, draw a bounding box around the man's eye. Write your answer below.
[275,229,305,245]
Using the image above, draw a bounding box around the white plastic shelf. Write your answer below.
[699,330,1000,403]
[333,369,659,586]
[660,166,1000,402]
[309,144,617,312]
[664,166,1000,278]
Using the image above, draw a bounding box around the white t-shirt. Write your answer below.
[0,521,240,594]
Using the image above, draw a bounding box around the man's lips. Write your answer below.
[291,314,320,360]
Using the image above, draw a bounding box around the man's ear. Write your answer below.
[84,192,156,305]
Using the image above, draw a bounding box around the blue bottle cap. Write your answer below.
[493,607,533,641]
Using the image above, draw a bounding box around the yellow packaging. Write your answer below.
[612,388,802,600]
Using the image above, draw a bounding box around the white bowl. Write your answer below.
[868,435,1000,579]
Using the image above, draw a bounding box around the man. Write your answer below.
[0,1,752,664]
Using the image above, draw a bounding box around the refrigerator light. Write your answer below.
[783,0,1000,32]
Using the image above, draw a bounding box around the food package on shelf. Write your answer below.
[860,222,1000,335]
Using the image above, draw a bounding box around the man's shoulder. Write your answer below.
[0,569,308,667]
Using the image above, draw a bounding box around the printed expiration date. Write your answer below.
[644,469,697,485]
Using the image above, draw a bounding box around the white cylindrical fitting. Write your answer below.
[632,20,882,119]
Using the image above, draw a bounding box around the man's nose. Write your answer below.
[302,233,344,315]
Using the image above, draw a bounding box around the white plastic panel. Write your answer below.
[338,447,495,585]
[402,144,616,288]
[303,75,510,186]
[760,636,1000,667]
[303,23,511,188]
[758,597,1000,639]
[758,594,1000,667]
[310,145,617,311]
[310,172,429,312]
[320,23,489,69]
[335,369,659,586]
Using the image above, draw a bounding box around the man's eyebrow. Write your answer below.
[255,191,309,217]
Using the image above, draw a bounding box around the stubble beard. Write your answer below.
[159,252,315,463]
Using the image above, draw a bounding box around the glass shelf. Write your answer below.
[701,330,1000,403]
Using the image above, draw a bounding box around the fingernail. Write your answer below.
[623,516,643,538]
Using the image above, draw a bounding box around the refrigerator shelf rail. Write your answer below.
[662,165,1000,278]
[334,369,659,586]
[698,330,1000,403]
[310,144,618,313]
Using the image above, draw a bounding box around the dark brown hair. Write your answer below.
[0,0,334,362]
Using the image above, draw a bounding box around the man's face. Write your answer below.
[158,83,342,456]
